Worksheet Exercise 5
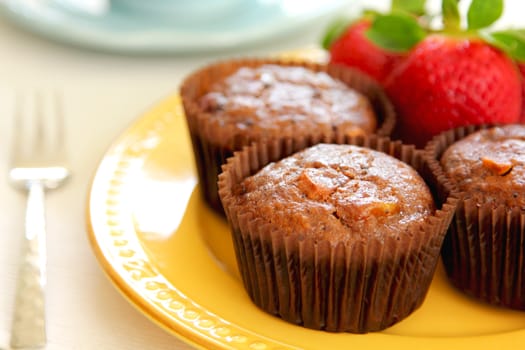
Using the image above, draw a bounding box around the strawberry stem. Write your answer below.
[442,0,461,32]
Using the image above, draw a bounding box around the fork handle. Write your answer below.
[10,181,47,349]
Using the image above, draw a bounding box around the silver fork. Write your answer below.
[8,92,70,349]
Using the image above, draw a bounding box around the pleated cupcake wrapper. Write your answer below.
[424,124,525,309]
[218,134,458,333]
[180,58,396,214]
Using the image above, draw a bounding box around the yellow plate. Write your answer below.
[86,94,525,350]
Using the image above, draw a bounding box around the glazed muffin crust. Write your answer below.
[440,125,525,208]
[199,65,377,143]
[232,144,435,243]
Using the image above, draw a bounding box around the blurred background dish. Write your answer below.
[0,0,350,54]
[110,0,244,22]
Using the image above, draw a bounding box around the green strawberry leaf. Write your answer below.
[366,12,426,52]
[322,17,351,50]
[362,9,382,17]
[482,29,525,61]
[391,0,427,16]
[442,0,460,31]
[467,0,503,30]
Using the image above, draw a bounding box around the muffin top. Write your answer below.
[441,125,525,208]
[198,64,377,144]
[231,144,435,243]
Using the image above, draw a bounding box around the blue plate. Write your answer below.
[0,0,349,54]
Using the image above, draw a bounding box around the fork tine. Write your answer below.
[12,92,24,161]
[35,91,45,153]
[40,91,65,156]
[13,92,39,162]
[53,91,65,153]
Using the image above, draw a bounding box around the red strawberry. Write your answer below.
[328,19,404,83]
[385,35,522,147]
[323,0,525,146]
[518,62,525,122]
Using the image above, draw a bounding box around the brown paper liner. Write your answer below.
[180,58,396,215]
[218,134,457,333]
[424,124,525,310]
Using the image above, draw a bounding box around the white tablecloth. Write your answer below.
[0,1,523,349]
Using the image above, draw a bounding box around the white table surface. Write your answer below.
[0,1,523,349]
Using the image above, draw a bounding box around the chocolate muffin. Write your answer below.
[198,64,377,140]
[441,125,525,208]
[219,137,457,333]
[232,144,433,240]
[180,59,396,215]
[426,124,525,309]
